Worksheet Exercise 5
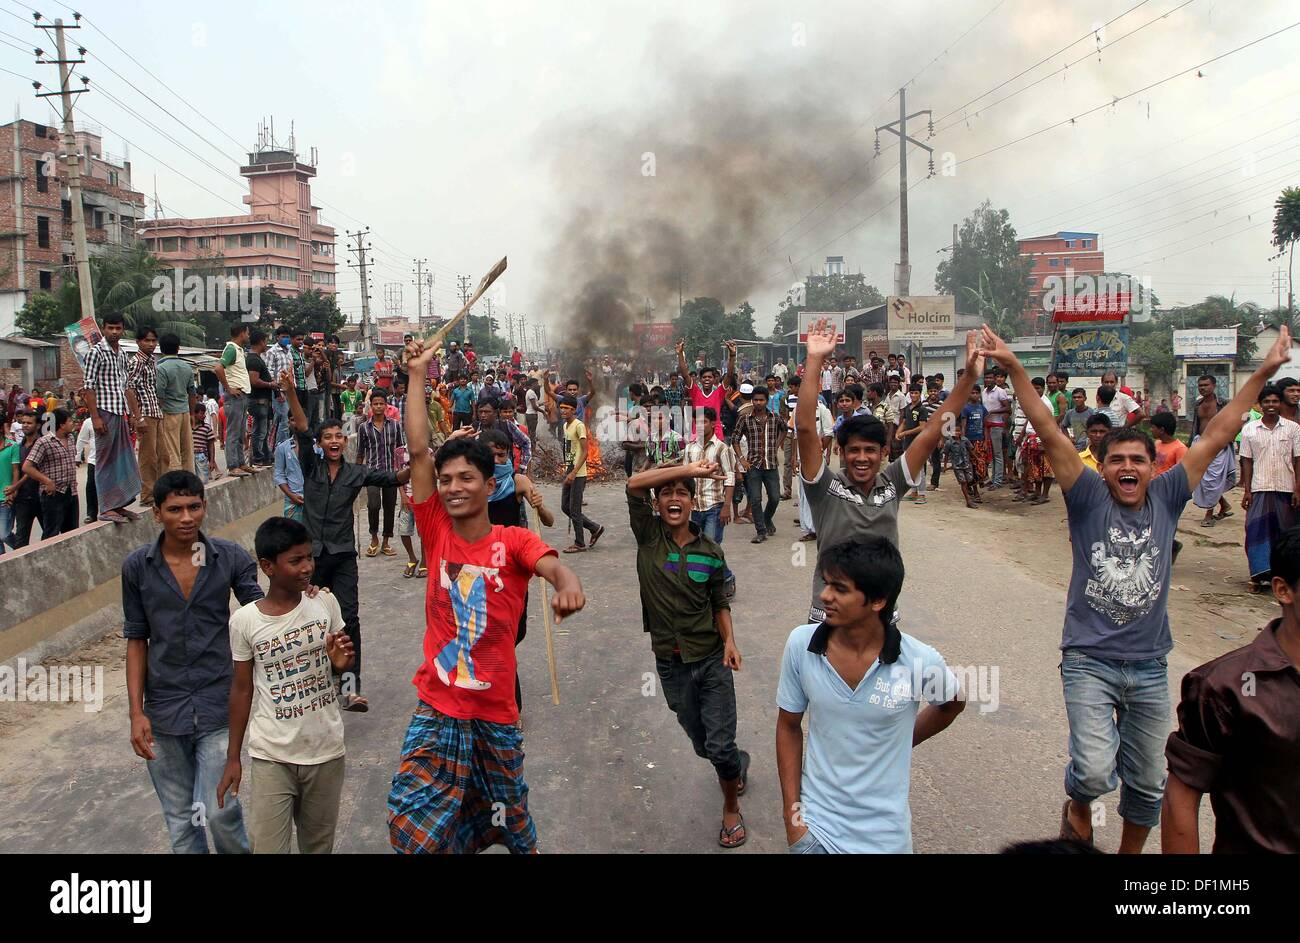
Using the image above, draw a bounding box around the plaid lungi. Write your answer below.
[1023,433,1054,484]
[388,700,536,854]
[969,438,991,482]
[93,409,141,514]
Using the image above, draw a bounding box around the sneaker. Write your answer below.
[750,534,766,544]
[766,523,777,536]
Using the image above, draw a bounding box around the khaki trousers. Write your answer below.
[136,416,163,504]
[159,412,194,475]
[247,756,345,854]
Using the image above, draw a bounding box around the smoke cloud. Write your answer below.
[536,59,894,356]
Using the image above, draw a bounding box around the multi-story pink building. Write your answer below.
[1018,230,1104,321]
[140,138,336,299]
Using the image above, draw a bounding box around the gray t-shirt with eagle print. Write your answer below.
[801,457,914,621]
[1061,464,1190,659]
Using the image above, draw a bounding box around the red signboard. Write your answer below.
[633,323,676,348]
[1052,292,1130,323]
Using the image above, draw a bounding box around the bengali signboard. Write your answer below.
[798,311,846,344]
[886,295,955,341]
[860,329,889,362]
[1052,292,1130,323]
[1052,326,1129,377]
[1172,328,1237,359]
[633,322,676,349]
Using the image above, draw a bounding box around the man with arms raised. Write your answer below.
[979,323,1293,852]
[795,317,985,623]
[387,341,585,854]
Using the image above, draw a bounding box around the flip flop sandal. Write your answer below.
[737,750,751,797]
[403,562,417,578]
[417,565,429,578]
[718,814,747,849]
[589,525,606,547]
[1200,519,1217,528]
[366,544,380,557]
[229,470,251,478]
[381,546,397,556]
[562,545,587,553]
[340,694,369,713]
[121,509,143,521]
[98,511,128,524]
[1058,799,1093,845]
[1216,510,1234,520]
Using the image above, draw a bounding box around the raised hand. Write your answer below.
[805,317,837,360]
[964,329,986,377]
[978,325,1015,367]
[675,340,685,356]
[1264,325,1292,372]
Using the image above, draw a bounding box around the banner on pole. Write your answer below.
[1052,326,1129,377]
[64,317,102,371]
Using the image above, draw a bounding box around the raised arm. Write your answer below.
[402,341,438,504]
[904,331,983,483]
[797,318,837,482]
[981,325,1086,492]
[676,340,693,388]
[1184,326,1291,491]
[627,459,724,498]
[281,371,309,433]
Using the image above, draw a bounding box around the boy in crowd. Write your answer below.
[895,385,933,505]
[1076,413,1113,472]
[395,440,429,580]
[274,433,305,523]
[218,518,355,854]
[1149,411,1187,475]
[944,423,979,509]
[559,395,605,553]
[980,323,1292,853]
[960,387,988,485]
[1162,524,1300,853]
[1060,388,1096,450]
[1238,384,1300,589]
[21,407,79,539]
[685,406,737,597]
[627,458,748,848]
[777,538,964,853]
[123,471,264,854]
[4,410,42,548]
[191,402,219,482]
[450,375,476,430]
[387,342,585,854]
[1017,377,1055,506]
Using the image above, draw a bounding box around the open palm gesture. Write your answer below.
[805,318,837,359]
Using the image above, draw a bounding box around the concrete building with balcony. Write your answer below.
[0,119,147,335]
[1018,230,1105,326]
[139,132,336,304]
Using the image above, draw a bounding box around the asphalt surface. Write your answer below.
[0,475,1216,853]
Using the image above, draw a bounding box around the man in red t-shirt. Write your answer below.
[677,338,736,441]
[387,341,586,854]
[511,346,523,370]
[373,349,395,391]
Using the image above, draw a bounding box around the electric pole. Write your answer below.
[346,227,373,347]
[875,87,934,297]
[483,297,495,350]
[35,14,94,319]
[412,259,427,329]
[457,274,472,344]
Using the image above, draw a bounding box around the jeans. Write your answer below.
[655,648,742,780]
[745,467,780,536]
[790,829,829,854]
[308,390,327,428]
[691,504,734,581]
[314,551,361,693]
[988,425,1005,485]
[929,447,942,490]
[1060,649,1170,829]
[39,490,78,538]
[224,392,248,469]
[249,399,272,465]
[0,502,12,554]
[146,727,249,854]
[560,475,601,546]
[782,437,794,495]
[8,492,39,548]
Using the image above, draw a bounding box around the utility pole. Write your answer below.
[412,259,427,329]
[346,227,373,348]
[457,274,472,344]
[35,14,94,319]
[483,297,495,349]
[518,314,527,357]
[875,87,934,297]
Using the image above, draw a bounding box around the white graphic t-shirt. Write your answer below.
[230,593,346,765]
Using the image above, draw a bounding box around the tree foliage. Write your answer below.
[675,297,758,366]
[771,272,884,341]
[1129,295,1260,390]
[1273,186,1300,321]
[935,200,1033,330]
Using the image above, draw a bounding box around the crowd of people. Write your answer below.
[11,310,1295,855]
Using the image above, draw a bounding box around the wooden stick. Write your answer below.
[530,510,561,706]
[424,257,508,350]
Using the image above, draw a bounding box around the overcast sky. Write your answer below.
[6,0,1298,338]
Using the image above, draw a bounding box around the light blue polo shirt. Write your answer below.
[777,623,960,853]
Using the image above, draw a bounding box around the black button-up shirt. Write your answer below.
[298,429,400,556]
[121,533,264,737]
[1166,618,1300,853]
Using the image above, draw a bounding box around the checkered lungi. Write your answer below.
[1022,433,1054,484]
[388,700,536,854]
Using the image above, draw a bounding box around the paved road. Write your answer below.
[0,479,1214,853]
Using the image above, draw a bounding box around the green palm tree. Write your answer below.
[1273,186,1300,324]
[59,244,206,346]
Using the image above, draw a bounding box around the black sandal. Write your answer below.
[718,814,747,849]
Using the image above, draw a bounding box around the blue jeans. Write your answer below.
[691,504,734,581]
[0,502,11,555]
[224,392,248,469]
[745,467,781,536]
[790,829,829,854]
[146,727,249,854]
[273,395,291,445]
[1060,649,1170,829]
